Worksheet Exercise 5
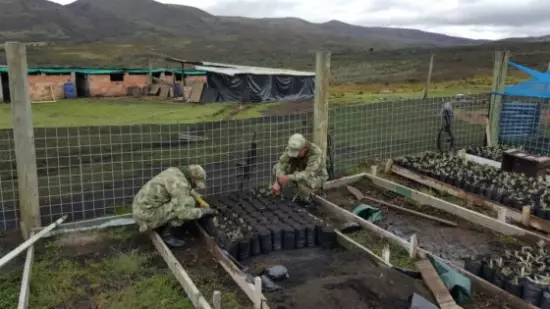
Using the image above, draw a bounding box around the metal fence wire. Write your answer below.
[0,95,491,231]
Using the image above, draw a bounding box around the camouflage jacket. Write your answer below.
[132,167,200,224]
[275,141,329,182]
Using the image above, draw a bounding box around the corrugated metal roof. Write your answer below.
[195,63,314,77]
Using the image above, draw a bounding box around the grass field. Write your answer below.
[0,79,498,129]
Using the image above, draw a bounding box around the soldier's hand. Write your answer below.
[198,208,218,218]
[272,182,281,194]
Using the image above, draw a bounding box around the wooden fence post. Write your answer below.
[314,51,331,159]
[489,50,510,145]
[0,72,4,102]
[5,42,41,238]
[422,53,434,99]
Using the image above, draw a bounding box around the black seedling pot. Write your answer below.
[257,227,272,254]
[305,224,316,247]
[504,279,522,298]
[464,258,483,276]
[281,224,295,249]
[535,208,546,219]
[481,263,494,282]
[270,225,282,251]
[492,271,506,289]
[522,277,545,306]
[238,238,251,261]
[294,224,306,249]
[539,290,550,309]
[319,226,337,249]
[250,234,261,256]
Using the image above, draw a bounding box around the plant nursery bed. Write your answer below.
[0,226,195,309]
[394,152,550,220]
[243,247,435,309]
[322,178,525,266]
[171,222,254,309]
[207,191,442,309]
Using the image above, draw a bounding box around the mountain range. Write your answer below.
[1,0,485,49]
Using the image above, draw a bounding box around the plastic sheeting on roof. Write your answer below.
[0,67,206,75]
[503,61,550,98]
[195,64,315,77]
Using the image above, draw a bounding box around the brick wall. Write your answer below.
[88,74,148,97]
[28,74,73,102]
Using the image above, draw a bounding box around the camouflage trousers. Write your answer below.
[132,198,200,233]
[272,164,324,202]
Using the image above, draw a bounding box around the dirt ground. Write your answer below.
[322,179,523,267]
[262,100,314,117]
[244,247,435,309]
[171,223,254,309]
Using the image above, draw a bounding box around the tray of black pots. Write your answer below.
[465,145,513,162]
[209,190,337,261]
[394,152,550,219]
[464,241,550,306]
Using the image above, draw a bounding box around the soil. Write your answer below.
[244,247,436,309]
[322,179,522,266]
[171,222,253,308]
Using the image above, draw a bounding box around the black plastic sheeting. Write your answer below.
[201,72,314,103]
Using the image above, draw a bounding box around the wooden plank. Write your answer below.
[314,51,330,159]
[416,259,462,309]
[5,42,41,238]
[322,173,366,190]
[0,215,67,269]
[196,224,271,309]
[335,230,392,267]
[364,171,550,244]
[315,183,536,309]
[390,164,550,235]
[17,232,34,309]
[150,231,213,309]
[312,195,413,254]
[423,53,434,99]
[188,81,205,103]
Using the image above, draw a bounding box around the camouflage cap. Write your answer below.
[287,133,306,157]
[188,164,206,189]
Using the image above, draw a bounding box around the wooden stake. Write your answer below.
[370,165,378,176]
[17,232,34,309]
[5,42,41,238]
[314,51,330,159]
[384,159,393,173]
[498,208,507,222]
[409,234,418,258]
[382,245,391,264]
[522,206,531,227]
[423,53,434,99]
[254,277,263,309]
[489,50,510,145]
[0,71,4,102]
[212,291,222,309]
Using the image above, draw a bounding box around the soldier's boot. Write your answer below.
[159,225,186,248]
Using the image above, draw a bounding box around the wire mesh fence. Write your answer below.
[329,94,491,175]
[0,94,491,231]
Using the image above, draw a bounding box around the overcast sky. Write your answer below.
[50,0,550,40]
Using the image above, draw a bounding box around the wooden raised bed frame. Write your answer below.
[319,169,544,309]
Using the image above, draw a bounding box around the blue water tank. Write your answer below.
[64,82,77,99]
[499,101,541,141]
[174,84,182,97]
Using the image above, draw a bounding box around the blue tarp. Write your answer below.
[503,61,550,98]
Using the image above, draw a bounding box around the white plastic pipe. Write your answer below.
[0,215,67,269]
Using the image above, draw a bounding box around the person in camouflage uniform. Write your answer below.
[272,133,328,203]
[132,165,217,248]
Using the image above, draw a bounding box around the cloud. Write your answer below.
[49,0,550,39]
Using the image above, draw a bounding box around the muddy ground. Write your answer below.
[322,178,524,267]
[244,246,435,309]
[172,223,253,309]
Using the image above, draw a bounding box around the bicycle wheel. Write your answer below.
[437,127,454,153]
